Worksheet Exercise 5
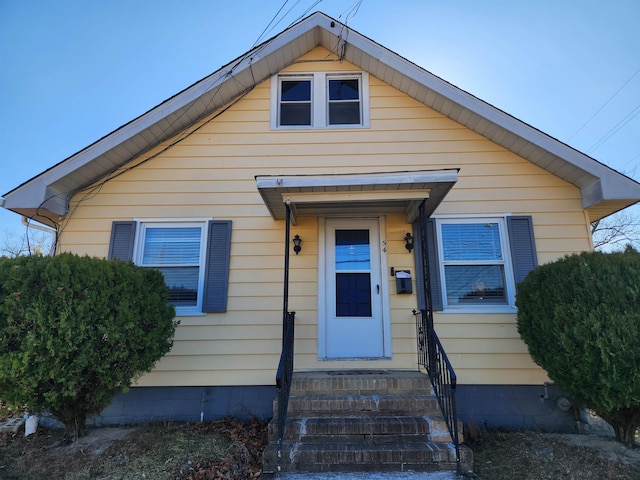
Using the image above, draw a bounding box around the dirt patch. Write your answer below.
[468,429,640,480]
[0,417,267,479]
[1,419,639,479]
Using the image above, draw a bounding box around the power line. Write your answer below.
[586,102,640,154]
[568,66,640,142]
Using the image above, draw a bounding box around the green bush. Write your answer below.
[0,253,177,441]
[516,247,640,447]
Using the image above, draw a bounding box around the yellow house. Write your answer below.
[3,12,640,438]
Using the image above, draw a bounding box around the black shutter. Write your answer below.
[202,220,232,313]
[507,216,538,286]
[108,221,136,260]
[414,217,443,311]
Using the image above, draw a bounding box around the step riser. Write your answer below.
[269,417,432,441]
[283,396,441,417]
[263,443,468,466]
[290,375,433,397]
[263,445,473,474]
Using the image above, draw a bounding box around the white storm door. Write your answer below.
[324,218,385,359]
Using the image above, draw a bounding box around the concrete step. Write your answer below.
[283,394,441,417]
[263,371,472,475]
[269,414,458,444]
[263,441,473,473]
[290,371,434,396]
[272,416,431,443]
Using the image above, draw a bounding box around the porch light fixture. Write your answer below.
[292,234,302,254]
[404,232,414,252]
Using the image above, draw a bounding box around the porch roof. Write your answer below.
[255,169,458,225]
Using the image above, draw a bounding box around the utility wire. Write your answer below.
[252,0,292,48]
[586,102,640,154]
[568,66,640,142]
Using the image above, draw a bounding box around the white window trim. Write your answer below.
[133,218,209,316]
[434,215,517,314]
[270,72,370,129]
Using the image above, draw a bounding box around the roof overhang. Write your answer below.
[3,12,639,227]
[256,169,458,225]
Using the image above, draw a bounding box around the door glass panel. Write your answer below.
[336,272,372,317]
[335,230,370,270]
[334,229,372,317]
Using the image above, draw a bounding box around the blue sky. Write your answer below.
[1,0,639,238]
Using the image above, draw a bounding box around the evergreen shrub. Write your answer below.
[516,247,640,447]
[0,253,177,441]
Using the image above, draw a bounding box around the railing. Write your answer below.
[275,310,295,473]
[414,308,461,474]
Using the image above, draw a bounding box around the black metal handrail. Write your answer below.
[414,308,461,474]
[275,310,295,472]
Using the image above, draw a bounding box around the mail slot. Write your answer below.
[395,270,412,294]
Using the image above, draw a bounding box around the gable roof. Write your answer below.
[3,11,639,227]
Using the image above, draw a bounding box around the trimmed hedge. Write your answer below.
[516,247,640,447]
[0,253,177,441]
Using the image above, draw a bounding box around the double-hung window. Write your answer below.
[327,76,362,125]
[414,215,537,313]
[137,222,207,314]
[108,219,232,315]
[439,219,512,307]
[272,72,369,129]
[279,77,312,126]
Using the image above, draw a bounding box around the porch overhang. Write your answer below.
[256,169,458,225]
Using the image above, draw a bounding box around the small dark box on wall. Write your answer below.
[395,270,412,294]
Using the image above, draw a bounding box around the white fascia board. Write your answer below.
[341,24,640,200]
[256,169,458,190]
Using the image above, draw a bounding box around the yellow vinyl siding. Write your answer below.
[58,46,591,387]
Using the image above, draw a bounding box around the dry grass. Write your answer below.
[1,418,639,479]
[467,429,640,480]
[0,418,268,479]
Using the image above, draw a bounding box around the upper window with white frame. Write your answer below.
[271,72,369,129]
[438,217,516,309]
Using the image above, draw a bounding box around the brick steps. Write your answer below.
[266,441,463,473]
[262,370,472,476]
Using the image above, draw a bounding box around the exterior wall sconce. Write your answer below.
[292,234,302,254]
[404,232,414,252]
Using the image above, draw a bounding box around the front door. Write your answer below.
[322,218,386,359]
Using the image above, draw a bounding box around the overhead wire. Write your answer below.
[568,66,640,142]
[586,102,640,154]
[34,1,356,254]
[252,0,292,48]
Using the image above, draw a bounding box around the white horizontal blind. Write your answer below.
[142,226,202,307]
[442,223,502,261]
[441,222,506,305]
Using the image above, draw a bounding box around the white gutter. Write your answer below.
[22,216,57,235]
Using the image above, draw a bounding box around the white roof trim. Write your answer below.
[256,169,458,224]
[3,11,639,227]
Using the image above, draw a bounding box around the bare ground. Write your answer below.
[467,429,640,480]
[0,419,639,479]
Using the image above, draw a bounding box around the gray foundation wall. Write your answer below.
[456,384,578,433]
[41,383,579,431]
[88,385,277,426]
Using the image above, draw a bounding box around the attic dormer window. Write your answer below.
[328,77,361,125]
[280,78,312,126]
[272,72,369,129]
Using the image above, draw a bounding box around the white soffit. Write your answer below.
[256,169,458,224]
